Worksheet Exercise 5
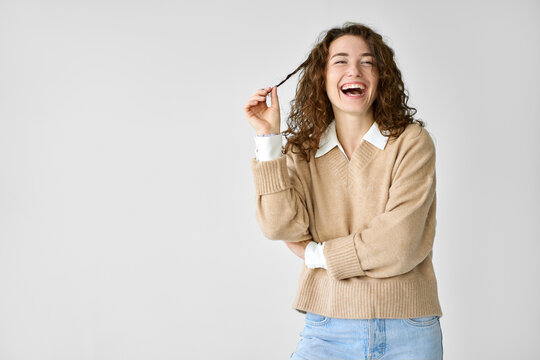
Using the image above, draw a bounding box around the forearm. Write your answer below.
[252,136,311,242]
[323,176,436,279]
[253,174,312,241]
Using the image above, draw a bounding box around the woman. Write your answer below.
[244,22,443,360]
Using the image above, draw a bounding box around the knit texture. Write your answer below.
[251,123,442,319]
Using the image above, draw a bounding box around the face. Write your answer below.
[325,35,379,119]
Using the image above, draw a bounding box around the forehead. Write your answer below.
[328,35,371,55]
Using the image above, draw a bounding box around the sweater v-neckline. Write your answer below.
[325,140,379,187]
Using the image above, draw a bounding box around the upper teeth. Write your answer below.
[341,83,366,90]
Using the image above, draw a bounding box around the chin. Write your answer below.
[339,106,372,116]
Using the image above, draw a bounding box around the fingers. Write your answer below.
[248,94,267,102]
[251,87,273,99]
[255,87,271,95]
[244,87,273,110]
[269,86,279,110]
[243,96,265,110]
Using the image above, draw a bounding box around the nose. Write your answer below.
[346,62,363,77]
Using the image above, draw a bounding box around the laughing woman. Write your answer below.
[244,22,443,360]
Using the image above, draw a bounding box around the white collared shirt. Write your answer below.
[254,119,389,268]
[315,119,389,159]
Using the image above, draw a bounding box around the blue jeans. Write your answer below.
[290,312,443,360]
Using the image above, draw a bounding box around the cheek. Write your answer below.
[324,82,334,98]
[370,75,379,95]
[324,73,331,90]
[325,74,339,95]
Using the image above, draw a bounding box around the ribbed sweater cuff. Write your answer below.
[324,234,366,280]
[250,156,291,195]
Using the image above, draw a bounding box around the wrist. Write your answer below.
[256,131,280,136]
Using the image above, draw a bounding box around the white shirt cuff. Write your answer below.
[254,134,283,161]
[305,241,327,269]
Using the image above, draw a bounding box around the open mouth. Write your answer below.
[340,83,366,97]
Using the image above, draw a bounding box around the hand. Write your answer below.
[244,87,281,136]
[283,240,311,261]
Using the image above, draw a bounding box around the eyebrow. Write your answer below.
[330,52,375,59]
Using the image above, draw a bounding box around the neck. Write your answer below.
[334,110,375,158]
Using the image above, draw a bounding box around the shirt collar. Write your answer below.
[315,120,389,158]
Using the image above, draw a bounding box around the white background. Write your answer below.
[1,0,539,359]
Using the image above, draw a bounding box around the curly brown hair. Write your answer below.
[275,22,424,161]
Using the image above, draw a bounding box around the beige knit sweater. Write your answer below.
[251,122,442,319]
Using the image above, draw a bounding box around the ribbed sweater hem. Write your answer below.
[292,268,443,319]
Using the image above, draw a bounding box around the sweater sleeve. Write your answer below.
[250,152,312,242]
[323,129,437,280]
